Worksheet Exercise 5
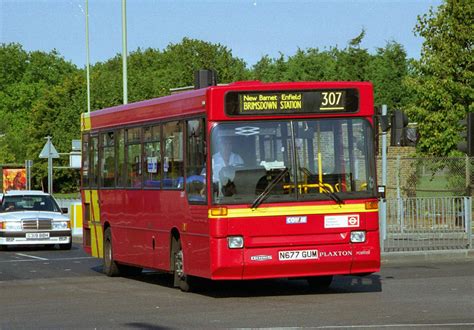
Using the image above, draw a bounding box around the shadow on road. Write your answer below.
[124,271,382,298]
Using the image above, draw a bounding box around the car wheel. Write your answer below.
[103,228,120,277]
[0,245,7,251]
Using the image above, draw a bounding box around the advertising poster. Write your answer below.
[2,168,27,192]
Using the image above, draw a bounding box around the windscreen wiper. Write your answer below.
[251,167,289,210]
[319,185,344,205]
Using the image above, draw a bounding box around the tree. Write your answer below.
[0,44,77,165]
[28,73,86,192]
[367,41,410,109]
[405,0,473,156]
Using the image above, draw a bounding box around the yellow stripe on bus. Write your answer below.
[208,203,377,219]
[84,189,103,258]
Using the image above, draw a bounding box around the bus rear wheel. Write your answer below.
[172,237,197,292]
[103,228,120,277]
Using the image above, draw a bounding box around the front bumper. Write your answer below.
[209,231,380,280]
[0,230,71,246]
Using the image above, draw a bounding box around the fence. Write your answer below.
[378,156,473,252]
[382,196,472,252]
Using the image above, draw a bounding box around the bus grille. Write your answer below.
[22,219,52,230]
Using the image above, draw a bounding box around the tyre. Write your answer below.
[103,228,120,277]
[59,241,72,250]
[172,237,198,292]
[307,275,333,290]
[0,245,7,251]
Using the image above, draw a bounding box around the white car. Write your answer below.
[0,190,72,250]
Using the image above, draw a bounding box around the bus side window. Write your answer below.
[100,131,115,188]
[116,129,125,187]
[90,135,99,188]
[125,127,142,188]
[163,121,184,189]
[82,134,90,188]
[143,125,161,188]
[186,118,206,203]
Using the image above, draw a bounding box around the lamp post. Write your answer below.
[122,0,128,105]
[85,0,91,113]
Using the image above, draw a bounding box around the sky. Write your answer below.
[1,0,442,68]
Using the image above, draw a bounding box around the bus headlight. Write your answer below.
[351,231,366,243]
[52,221,69,230]
[227,236,244,249]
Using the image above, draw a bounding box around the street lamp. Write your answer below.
[122,0,128,105]
[85,0,91,113]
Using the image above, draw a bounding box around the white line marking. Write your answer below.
[16,253,48,261]
[316,323,474,328]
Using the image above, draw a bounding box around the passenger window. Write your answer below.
[82,134,90,188]
[163,121,184,189]
[125,127,142,188]
[186,118,206,203]
[90,135,99,187]
[143,125,161,188]
[116,129,125,187]
[100,131,115,188]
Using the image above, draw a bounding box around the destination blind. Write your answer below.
[225,89,359,115]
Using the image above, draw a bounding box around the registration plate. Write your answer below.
[26,232,50,239]
[278,249,319,261]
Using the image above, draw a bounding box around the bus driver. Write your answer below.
[212,137,244,184]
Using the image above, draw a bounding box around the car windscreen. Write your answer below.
[0,195,61,213]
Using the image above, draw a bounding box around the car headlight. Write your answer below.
[52,221,69,230]
[4,221,22,231]
[351,231,366,243]
[227,236,244,249]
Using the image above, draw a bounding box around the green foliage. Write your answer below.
[406,0,474,156]
[367,42,410,110]
[0,43,76,169]
[250,32,410,109]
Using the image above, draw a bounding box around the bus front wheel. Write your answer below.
[172,237,197,292]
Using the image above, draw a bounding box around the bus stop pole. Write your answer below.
[47,136,53,194]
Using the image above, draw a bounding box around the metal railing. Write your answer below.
[382,196,472,252]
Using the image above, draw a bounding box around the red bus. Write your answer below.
[81,76,380,291]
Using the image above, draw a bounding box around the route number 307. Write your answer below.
[321,92,343,106]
